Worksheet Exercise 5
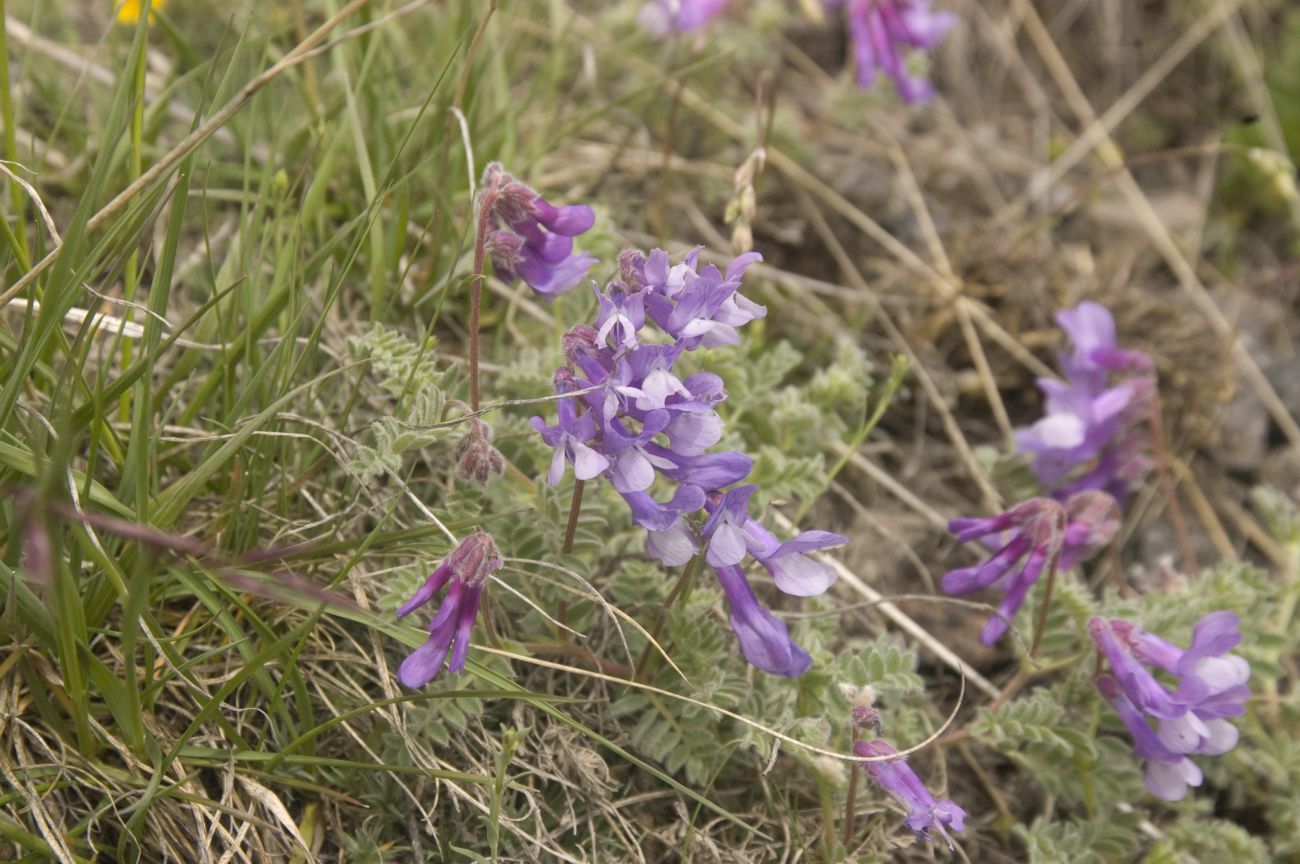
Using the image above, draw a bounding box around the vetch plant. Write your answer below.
[531,246,847,676]
[1015,301,1156,502]
[396,531,503,688]
[825,0,956,103]
[1089,612,1250,800]
[942,490,1120,646]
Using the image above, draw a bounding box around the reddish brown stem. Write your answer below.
[469,175,502,412]
[842,755,860,851]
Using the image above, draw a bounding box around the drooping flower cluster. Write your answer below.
[396,531,502,688]
[531,247,847,677]
[478,163,596,297]
[639,0,731,37]
[1089,612,1250,800]
[855,739,967,847]
[845,685,966,848]
[825,0,956,104]
[1015,302,1155,502]
[942,491,1120,645]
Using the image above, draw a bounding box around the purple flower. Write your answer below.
[942,492,1116,645]
[529,246,842,677]
[703,486,847,595]
[639,0,731,37]
[479,163,596,297]
[854,738,966,848]
[1015,302,1155,501]
[396,532,502,688]
[1096,676,1205,801]
[530,369,609,484]
[1089,613,1249,800]
[831,0,955,104]
[714,564,811,677]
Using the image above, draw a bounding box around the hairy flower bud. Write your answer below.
[456,418,505,486]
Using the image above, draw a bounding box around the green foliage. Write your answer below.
[1145,816,1272,864]
[346,323,449,481]
[1016,812,1143,864]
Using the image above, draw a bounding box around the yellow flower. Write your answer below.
[115,0,168,25]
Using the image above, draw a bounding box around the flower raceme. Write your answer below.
[854,739,967,849]
[395,532,502,688]
[941,491,1120,645]
[1015,301,1155,502]
[478,163,596,297]
[531,246,846,677]
[826,0,956,104]
[1089,612,1250,800]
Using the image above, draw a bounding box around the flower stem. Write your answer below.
[841,756,860,851]
[562,480,585,555]
[556,479,585,629]
[469,174,502,412]
[635,554,701,681]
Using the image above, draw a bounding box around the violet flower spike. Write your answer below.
[1089,613,1250,800]
[854,738,966,848]
[942,492,1117,645]
[838,0,956,104]
[479,162,597,297]
[396,532,502,688]
[1014,301,1155,501]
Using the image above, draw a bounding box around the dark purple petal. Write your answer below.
[533,199,596,235]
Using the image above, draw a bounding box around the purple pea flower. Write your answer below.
[714,564,811,677]
[530,369,610,485]
[1015,302,1155,501]
[1089,613,1249,800]
[830,0,955,104]
[1096,676,1205,801]
[396,531,502,688]
[479,162,596,297]
[702,486,847,595]
[639,0,731,37]
[942,491,1118,645]
[530,245,843,677]
[854,738,966,848]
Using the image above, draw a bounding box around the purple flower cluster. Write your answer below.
[942,491,1119,645]
[531,247,847,677]
[855,739,967,848]
[479,163,596,297]
[1015,302,1155,502]
[638,0,731,37]
[1089,612,1250,800]
[826,0,955,104]
[396,531,502,688]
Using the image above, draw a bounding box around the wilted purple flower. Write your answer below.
[828,0,955,104]
[479,162,596,297]
[1015,302,1155,501]
[1089,612,1249,800]
[854,738,966,848]
[530,245,842,676]
[942,491,1118,645]
[639,0,731,37]
[396,531,502,688]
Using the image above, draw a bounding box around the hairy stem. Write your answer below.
[469,174,502,411]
